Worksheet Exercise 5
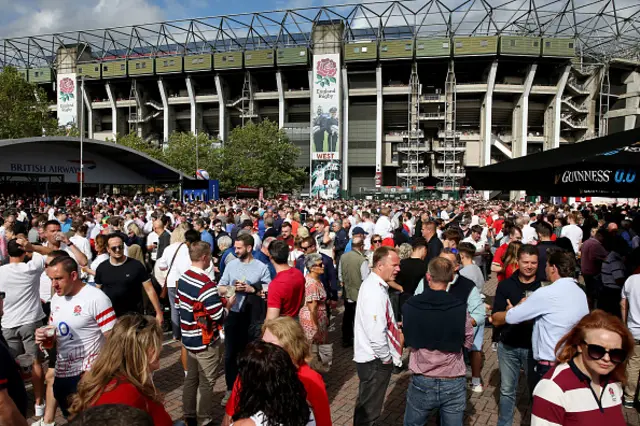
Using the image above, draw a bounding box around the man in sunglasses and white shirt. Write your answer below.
[94,234,163,325]
[493,250,588,390]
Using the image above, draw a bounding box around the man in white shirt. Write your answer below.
[621,273,640,407]
[36,255,115,418]
[353,246,403,426]
[560,213,583,254]
[373,207,393,240]
[0,240,47,416]
[521,215,538,244]
[355,212,376,250]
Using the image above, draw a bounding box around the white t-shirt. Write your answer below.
[70,235,93,263]
[147,232,160,261]
[0,253,46,329]
[156,242,191,288]
[50,284,115,378]
[622,274,640,340]
[560,224,583,253]
[232,410,316,426]
[89,253,110,284]
[522,224,538,244]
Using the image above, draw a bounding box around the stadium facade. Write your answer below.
[2,0,640,198]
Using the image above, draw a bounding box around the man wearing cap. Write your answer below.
[55,210,72,234]
[345,227,368,253]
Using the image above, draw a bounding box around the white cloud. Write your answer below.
[0,0,166,37]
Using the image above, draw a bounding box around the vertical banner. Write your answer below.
[311,54,341,199]
[57,73,78,128]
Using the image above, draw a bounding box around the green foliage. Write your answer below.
[0,67,58,139]
[108,120,305,195]
[217,120,306,195]
[51,125,81,138]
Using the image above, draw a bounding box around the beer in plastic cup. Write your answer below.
[38,325,56,349]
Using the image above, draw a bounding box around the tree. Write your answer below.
[163,131,221,178]
[0,67,58,139]
[217,120,306,195]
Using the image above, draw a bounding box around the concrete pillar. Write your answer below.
[105,83,118,140]
[186,76,203,135]
[214,75,227,142]
[157,79,174,144]
[544,65,571,150]
[82,85,93,139]
[341,68,349,192]
[376,66,383,185]
[276,71,286,129]
[480,60,498,167]
[624,71,640,130]
[512,64,537,158]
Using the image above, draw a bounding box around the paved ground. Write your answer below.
[28,275,640,425]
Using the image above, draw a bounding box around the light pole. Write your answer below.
[79,75,85,200]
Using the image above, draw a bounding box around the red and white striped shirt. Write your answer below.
[531,360,626,426]
[50,284,116,378]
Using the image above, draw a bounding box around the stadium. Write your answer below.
[2,0,639,198]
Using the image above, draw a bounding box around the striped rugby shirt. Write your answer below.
[176,266,224,352]
[531,360,626,426]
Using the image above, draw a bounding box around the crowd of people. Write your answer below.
[0,192,639,426]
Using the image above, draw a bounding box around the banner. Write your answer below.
[311,53,341,199]
[57,73,78,128]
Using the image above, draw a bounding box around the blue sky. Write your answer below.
[0,0,331,37]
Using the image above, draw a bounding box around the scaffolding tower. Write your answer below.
[437,61,461,193]
[599,65,610,137]
[240,71,258,125]
[129,80,140,136]
[399,63,428,187]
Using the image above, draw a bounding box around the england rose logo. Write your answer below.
[316,58,337,87]
[59,77,75,102]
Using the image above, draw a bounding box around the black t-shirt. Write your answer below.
[396,258,427,296]
[492,272,542,349]
[95,258,149,316]
[0,337,27,417]
[536,241,558,281]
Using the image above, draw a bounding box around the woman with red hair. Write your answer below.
[531,310,634,426]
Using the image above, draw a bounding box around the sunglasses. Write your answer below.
[372,239,382,244]
[301,246,313,251]
[582,340,626,364]
[109,245,124,252]
[313,263,324,268]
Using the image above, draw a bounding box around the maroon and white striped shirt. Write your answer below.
[531,360,626,426]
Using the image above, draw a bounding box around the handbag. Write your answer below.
[159,243,184,300]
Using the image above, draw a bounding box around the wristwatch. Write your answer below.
[67,241,74,246]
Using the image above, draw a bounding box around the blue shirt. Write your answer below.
[218,258,272,312]
[200,230,215,253]
[344,239,353,253]
[253,250,276,279]
[506,277,588,362]
[60,218,72,233]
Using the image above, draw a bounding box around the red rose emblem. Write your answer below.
[73,305,82,315]
[317,58,337,78]
[60,78,75,94]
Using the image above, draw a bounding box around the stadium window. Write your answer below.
[568,42,574,49]
[164,60,168,67]
[510,39,516,47]
[120,64,125,71]
[354,47,360,53]
[192,58,198,65]
[361,47,368,53]
[456,42,462,48]
[104,66,109,72]
[246,54,252,60]
[442,42,449,48]
[170,60,175,66]
[405,44,412,50]
[267,53,273,59]
[299,51,305,56]
[417,44,424,50]
[228,56,234,62]
[78,67,83,74]
[381,46,388,52]
[278,50,284,57]
[142,62,146,68]
[222,56,227,62]
[545,41,551,47]
[136,63,140,69]
[94,66,99,72]
[480,40,488,47]
[35,71,39,77]
[533,41,539,47]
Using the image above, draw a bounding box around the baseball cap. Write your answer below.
[352,226,368,236]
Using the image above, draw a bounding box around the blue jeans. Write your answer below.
[168,287,181,340]
[403,376,466,426]
[497,342,535,426]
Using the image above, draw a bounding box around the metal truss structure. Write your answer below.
[1,0,640,69]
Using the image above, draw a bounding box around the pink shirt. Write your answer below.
[408,313,474,377]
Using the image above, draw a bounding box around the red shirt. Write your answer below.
[492,219,505,235]
[226,364,332,426]
[267,267,305,317]
[492,243,508,282]
[92,379,172,426]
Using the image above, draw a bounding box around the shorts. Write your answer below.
[2,321,44,361]
[53,374,83,418]
[470,323,485,352]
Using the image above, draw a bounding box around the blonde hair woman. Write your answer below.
[70,314,172,426]
[223,317,331,426]
[170,222,190,244]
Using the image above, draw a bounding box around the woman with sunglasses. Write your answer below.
[69,314,172,426]
[531,309,634,426]
[300,253,329,348]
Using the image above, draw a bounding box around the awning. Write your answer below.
[466,128,640,196]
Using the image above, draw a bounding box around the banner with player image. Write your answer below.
[311,53,342,199]
[311,160,342,200]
